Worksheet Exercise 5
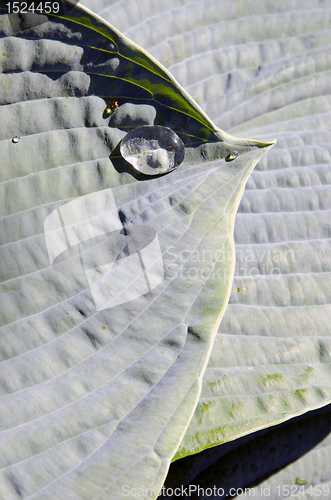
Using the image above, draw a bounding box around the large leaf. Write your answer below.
[83,0,331,459]
[0,2,272,498]
[178,2,331,457]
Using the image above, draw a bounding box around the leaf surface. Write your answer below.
[79,0,331,459]
[0,2,272,498]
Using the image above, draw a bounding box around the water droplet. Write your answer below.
[12,136,20,143]
[104,101,119,118]
[226,150,239,162]
[120,125,185,175]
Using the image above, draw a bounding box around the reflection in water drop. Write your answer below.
[104,101,119,117]
[12,136,20,143]
[120,125,185,176]
[226,150,239,162]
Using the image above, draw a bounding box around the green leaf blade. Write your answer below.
[0,2,272,497]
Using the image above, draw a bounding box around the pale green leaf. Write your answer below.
[80,0,331,461]
[0,1,272,498]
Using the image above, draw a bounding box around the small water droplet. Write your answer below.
[104,101,119,118]
[120,125,185,176]
[226,150,239,162]
[12,136,20,143]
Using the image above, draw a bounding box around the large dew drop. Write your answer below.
[120,125,185,175]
